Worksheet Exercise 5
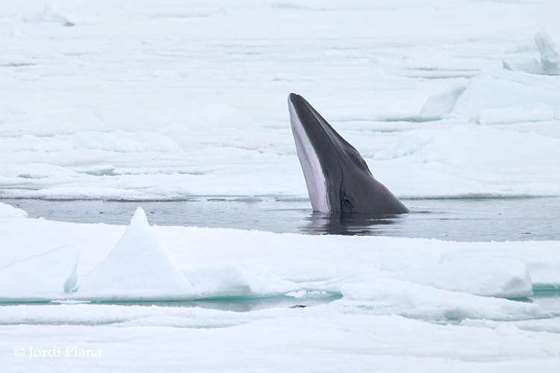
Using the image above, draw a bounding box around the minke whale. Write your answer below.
[288,93,408,215]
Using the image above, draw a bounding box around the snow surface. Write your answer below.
[2,1,560,371]
[1,212,560,371]
[0,0,559,200]
[0,202,27,219]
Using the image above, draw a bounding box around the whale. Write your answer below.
[288,93,408,215]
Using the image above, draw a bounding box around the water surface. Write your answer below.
[3,196,559,241]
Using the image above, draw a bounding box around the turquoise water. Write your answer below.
[0,285,559,326]
[0,292,343,314]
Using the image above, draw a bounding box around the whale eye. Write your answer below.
[342,196,353,210]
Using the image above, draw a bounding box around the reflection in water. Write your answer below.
[302,212,403,235]
[2,197,560,241]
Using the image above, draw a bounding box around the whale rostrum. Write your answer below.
[288,93,408,215]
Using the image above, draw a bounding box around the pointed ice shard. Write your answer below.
[535,32,560,75]
[503,32,560,75]
[77,207,192,300]
[130,206,149,228]
[420,85,466,120]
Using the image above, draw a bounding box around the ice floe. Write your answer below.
[0,210,556,319]
[338,278,543,322]
[419,69,560,124]
[0,244,78,301]
[452,70,560,124]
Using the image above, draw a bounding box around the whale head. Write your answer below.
[288,93,408,215]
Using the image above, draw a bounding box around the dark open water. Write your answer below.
[3,196,560,241]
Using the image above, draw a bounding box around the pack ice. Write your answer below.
[1,208,558,324]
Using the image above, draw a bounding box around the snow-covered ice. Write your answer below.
[2,0,560,371]
[0,202,27,219]
[2,210,549,304]
[0,0,559,200]
[0,244,77,301]
[1,212,560,371]
[451,70,560,124]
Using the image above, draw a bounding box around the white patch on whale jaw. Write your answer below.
[289,100,330,213]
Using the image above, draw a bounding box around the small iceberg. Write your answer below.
[77,207,193,301]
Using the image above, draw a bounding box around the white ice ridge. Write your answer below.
[419,85,466,120]
[76,207,193,300]
[419,69,560,124]
[503,32,560,76]
[419,34,560,123]
[339,278,541,322]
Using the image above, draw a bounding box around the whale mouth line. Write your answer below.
[289,96,330,213]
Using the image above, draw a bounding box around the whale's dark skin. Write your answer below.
[288,93,408,215]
